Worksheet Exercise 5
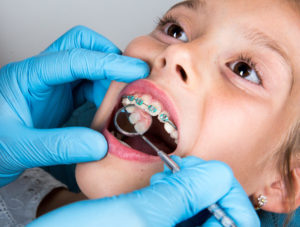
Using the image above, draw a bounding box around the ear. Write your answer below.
[252,167,300,213]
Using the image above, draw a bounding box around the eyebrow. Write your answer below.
[242,27,294,91]
[169,0,203,12]
[242,27,291,68]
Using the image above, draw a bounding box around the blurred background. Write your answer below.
[0,0,180,66]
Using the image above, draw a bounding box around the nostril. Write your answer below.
[162,58,167,67]
[157,57,167,68]
[176,65,188,82]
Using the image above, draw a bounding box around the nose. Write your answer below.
[153,43,194,84]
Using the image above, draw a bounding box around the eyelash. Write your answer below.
[234,54,263,85]
[157,16,263,86]
[157,15,179,28]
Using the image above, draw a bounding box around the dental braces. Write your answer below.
[123,95,177,130]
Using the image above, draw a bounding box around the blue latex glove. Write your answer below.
[0,25,149,187]
[28,157,260,227]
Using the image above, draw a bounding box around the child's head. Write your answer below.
[76,0,300,213]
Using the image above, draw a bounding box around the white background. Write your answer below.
[0,0,180,66]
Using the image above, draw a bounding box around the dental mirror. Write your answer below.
[114,104,180,172]
[113,104,150,137]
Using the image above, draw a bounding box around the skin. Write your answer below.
[76,0,300,212]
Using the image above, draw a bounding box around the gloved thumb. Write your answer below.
[1,125,107,173]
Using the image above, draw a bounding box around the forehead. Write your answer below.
[172,0,300,29]
[173,0,299,22]
[171,0,300,40]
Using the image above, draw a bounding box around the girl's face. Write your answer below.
[76,0,300,199]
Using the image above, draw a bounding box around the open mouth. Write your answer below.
[103,80,179,160]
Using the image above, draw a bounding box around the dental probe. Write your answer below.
[140,135,180,173]
[114,105,237,227]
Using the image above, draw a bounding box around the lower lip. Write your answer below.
[103,129,160,162]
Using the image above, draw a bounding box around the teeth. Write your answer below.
[134,94,144,107]
[170,130,178,140]
[134,121,149,134]
[121,94,178,144]
[116,132,123,140]
[140,95,151,111]
[122,95,162,117]
[127,95,136,104]
[111,130,132,148]
[125,105,136,113]
[122,98,131,107]
[118,139,132,148]
[164,122,175,134]
[141,95,151,104]
[158,111,169,123]
[129,112,140,124]
[148,101,162,116]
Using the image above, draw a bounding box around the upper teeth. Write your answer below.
[121,94,178,142]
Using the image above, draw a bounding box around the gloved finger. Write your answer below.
[43,25,121,54]
[28,49,149,91]
[1,125,107,172]
[171,155,207,167]
[150,155,182,183]
[74,80,111,107]
[132,159,235,226]
[72,81,94,107]
[203,179,260,227]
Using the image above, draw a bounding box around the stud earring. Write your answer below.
[255,195,268,210]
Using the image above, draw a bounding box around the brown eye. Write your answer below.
[228,61,261,84]
[233,62,251,78]
[164,24,188,42]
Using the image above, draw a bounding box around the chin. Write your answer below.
[75,154,163,199]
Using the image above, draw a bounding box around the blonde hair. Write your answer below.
[276,121,300,224]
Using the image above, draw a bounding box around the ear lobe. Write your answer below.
[253,168,300,213]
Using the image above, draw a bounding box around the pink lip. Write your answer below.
[103,79,179,162]
[103,129,159,162]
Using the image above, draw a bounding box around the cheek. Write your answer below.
[124,35,165,68]
[184,97,276,193]
[75,154,164,199]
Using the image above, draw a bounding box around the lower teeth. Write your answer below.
[110,130,132,148]
[118,139,132,148]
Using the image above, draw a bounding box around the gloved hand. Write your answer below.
[0,25,149,187]
[28,157,260,227]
